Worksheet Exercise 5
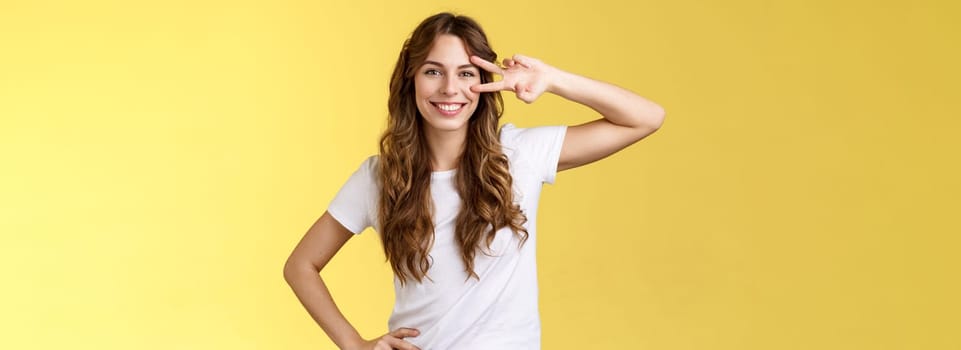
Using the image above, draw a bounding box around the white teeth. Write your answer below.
[436,103,462,111]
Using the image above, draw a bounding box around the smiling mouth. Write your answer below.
[430,102,467,116]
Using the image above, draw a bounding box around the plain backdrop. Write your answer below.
[1,0,958,349]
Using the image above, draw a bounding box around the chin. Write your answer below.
[424,116,470,131]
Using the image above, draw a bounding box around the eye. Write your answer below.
[424,69,441,76]
[459,71,476,78]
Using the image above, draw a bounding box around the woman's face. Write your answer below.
[414,34,482,134]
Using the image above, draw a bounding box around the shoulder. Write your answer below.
[340,155,380,190]
[499,122,568,155]
[500,122,567,145]
[327,155,381,234]
[498,122,522,149]
[360,154,379,174]
[498,122,569,184]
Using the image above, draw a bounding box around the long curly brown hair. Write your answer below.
[377,12,528,285]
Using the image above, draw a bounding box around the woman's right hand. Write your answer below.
[347,328,421,350]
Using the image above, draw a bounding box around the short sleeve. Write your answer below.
[499,123,568,184]
[326,155,379,234]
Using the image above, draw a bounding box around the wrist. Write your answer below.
[546,66,573,96]
[337,334,366,350]
[340,341,362,350]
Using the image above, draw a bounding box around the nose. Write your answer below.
[441,75,458,96]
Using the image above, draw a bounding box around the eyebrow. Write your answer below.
[422,60,477,70]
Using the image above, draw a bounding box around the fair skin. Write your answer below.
[414,34,481,171]
[469,53,666,171]
[414,34,666,171]
[283,33,665,350]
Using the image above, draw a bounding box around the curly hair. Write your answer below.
[377,12,529,285]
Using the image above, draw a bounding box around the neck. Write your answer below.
[424,126,467,172]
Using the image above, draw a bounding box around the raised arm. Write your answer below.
[470,54,665,171]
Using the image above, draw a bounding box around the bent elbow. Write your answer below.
[648,108,666,132]
[653,106,666,128]
[635,105,665,132]
[282,261,296,282]
[283,259,315,282]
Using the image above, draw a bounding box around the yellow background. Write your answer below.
[2,0,958,349]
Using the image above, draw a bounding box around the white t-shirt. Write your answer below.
[327,122,567,350]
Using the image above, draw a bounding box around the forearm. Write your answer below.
[548,68,665,128]
[284,266,364,349]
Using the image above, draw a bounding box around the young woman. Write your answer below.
[284,12,665,350]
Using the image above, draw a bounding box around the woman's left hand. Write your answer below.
[470,54,559,104]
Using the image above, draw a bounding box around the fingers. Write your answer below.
[503,57,531,70]
[381,336,420,350]
[480,54,532,71]
[373,336,409,350]
[515,80,545,104]
[390,327,420,339]
[513,82,526,94]
[511,54,532,68]
[469,55,503,74]
[381,335,421,350]
[469,54,539,94]
[380,328,421,350]
[471,80,508,93]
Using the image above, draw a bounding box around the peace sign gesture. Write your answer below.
[470,54,558,104]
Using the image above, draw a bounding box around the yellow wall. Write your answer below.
[2,0,958,349]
